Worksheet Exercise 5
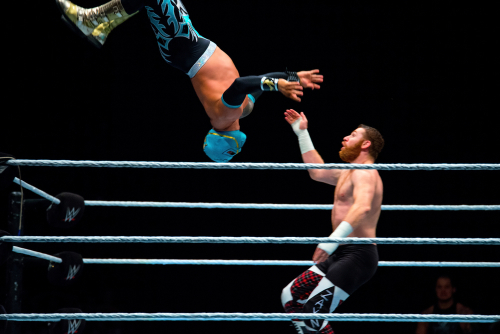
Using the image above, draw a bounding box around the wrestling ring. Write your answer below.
[1,159,499,328]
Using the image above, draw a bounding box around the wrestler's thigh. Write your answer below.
[325,248,378,295]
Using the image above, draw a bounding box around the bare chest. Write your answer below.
[334,171,354,203]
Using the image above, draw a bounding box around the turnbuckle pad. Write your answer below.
[47,251,84,286]
[47,192,85,228]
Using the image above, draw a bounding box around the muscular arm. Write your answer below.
[285,109,341,185]
[210,73,302,131]
[302,150,342,186]
[222,72,302,108]
[342,170,377,229]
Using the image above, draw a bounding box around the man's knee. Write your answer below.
[303,280,349,331]
[282,268,326,309]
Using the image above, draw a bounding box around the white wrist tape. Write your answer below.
[291,118,315,154]
[317,221,354,255]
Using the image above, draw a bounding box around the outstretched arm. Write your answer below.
[222,73,303,110]
[285,109,341,185]
[246,70,323,103]
[212,70,322,130]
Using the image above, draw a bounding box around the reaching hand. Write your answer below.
[312,247,330,264]
[284,109,308,130]
[298,69,323,90]
[278,79,303,102]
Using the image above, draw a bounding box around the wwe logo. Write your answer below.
[67,319,82,334]
[66,265,81,280]
[64,207,81,222]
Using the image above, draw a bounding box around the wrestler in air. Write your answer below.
[56,0,323,162]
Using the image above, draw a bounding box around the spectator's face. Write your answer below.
[436,277,456,301]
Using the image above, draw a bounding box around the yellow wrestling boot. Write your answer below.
[55,0,136,48]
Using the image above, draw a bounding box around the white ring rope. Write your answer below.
[86,201,500,210]
[10,247,500,267]
[15,178,500,211]
[12,246,62,263]
[13,178,60,204]
[1,312,498,322]
[7,160,500,170]
[2,236,500,245]
[7,161,499,326]
[82,259,500,267]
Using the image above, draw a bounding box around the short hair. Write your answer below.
[436,275,455,287]
[358,124,384,160]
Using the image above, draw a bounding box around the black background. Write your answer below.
[1,0,499,333]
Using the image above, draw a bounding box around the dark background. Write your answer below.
[1,0,499,333]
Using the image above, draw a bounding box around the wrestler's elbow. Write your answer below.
[360,207,372,219]
[308,170,319,181]
[309,171,338,186]
[308,170,325,183]
[354,204,371,219]
[361,205,372,214]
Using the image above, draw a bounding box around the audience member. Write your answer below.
[416,275,473,334]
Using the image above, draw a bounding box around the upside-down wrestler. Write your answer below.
[55,0,323,162]
[281,109,385,334]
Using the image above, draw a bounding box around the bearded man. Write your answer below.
[281,109,385,334]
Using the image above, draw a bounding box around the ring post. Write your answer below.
[6,192,24,334]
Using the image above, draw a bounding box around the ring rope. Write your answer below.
[10,247,500,267]
[7,160,500,170]
[12,246,62,263]
[13,178,60,204]
[86,201,500,210]
[8,161,499,325]
[82,259,500,267]
[2,236,500,245]
[1,312,498,323]
[15,178,498,211]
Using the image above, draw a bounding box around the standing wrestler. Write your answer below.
[281,109,384,334]
[55,0,323,162]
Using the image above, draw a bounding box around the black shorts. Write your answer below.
[144,0,215,78]
[316,244,378,295]
[281,244,379,332]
